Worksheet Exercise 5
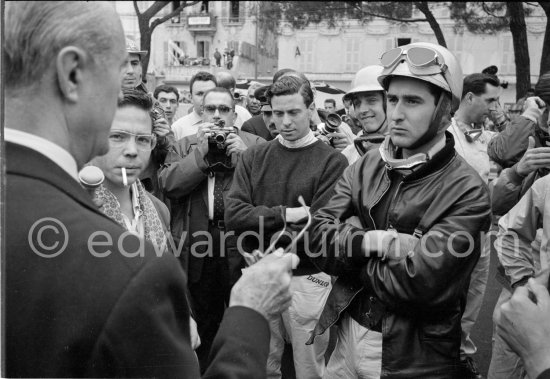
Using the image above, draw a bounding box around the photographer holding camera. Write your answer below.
[160,87,264,372]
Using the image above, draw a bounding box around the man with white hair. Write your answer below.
[5,2,297,377]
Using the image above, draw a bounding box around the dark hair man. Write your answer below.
[309,42,492,378]
[225,76,348,378]
[172,71,217,140]
[153,84,180,125]
[160,87,265,372]
[122,36,148,93]
[246,81,265,116]
[215,71,252,128]
[449,72,502,378]
[324,98,336,112]
[5,2,296,377]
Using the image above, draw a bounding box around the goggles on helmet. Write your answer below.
[380,46,452,92]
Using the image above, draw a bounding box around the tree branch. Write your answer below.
[142,1,171,21]
[150,1,201,30]
[133,0,141,17]
[362,11,426,22]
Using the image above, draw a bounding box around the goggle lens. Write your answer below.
[407,47,438,67]
[380,48,403,67]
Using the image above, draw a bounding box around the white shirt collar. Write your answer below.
[277,130,317,148]
[5,128,79,182]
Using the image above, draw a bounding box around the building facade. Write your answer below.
[115,2,547,108]
[277,3,547,106]
[115,1,278,94]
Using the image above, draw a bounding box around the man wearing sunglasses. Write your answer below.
[160,87,264,372]
[310,42,492,378]
[340,65,388,165]
[225,75,348,379]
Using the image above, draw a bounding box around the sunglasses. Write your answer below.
[243,195,311,266]
[203,104,233,115]
[109,130,156,151]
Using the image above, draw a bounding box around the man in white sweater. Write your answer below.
[449,72,499,379]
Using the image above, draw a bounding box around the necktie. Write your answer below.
[213,172,225,222]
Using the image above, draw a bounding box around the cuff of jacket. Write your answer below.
[521,108,542,124]
[509,164,528,184]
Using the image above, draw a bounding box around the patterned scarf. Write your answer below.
[94,180,167,252]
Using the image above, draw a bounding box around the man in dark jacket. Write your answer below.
[5,2,295,378]
[309,42,492,378]
[159,87,265,372]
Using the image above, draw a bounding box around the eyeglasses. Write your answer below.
[203,104,233,115]
[109,130,156,151]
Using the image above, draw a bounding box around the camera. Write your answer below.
[151,103,166,122]
[208,120,236,150]
[206,120,237,172]
[317,112,342,136]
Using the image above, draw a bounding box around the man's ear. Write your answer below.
[56,46,88,103]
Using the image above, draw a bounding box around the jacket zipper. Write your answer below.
[367,167,392,229]
[385,181,403,230]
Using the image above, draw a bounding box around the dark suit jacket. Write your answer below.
[6,142,269,378]
[159,131,265,284]
[241,115,273,141]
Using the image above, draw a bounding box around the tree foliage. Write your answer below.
[271,1,447,46]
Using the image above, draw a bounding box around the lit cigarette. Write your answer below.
[121,167,128,186]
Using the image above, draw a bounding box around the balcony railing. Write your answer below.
[187,12,216,33]
[162,65,226,83]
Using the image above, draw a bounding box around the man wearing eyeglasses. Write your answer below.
[225,75,348,379]
[6,2,296,378]
[160,87,264,372]
[310,42,492,378]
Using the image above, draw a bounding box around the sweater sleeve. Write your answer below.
[225,147,286,232]
[310,151,349,214]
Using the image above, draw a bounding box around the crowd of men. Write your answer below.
[5,2,550,379]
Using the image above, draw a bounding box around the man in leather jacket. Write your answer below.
[309,42,492,378]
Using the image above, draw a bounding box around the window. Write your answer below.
[200,1,209,13]
[501,35,513,75]
[345,38,360,72]
[447,33,463,64]
[298,39,315,72]
[197,41,210,59]
[397,38,411,47]
[170,0,181,23]
[229,1,240,22]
